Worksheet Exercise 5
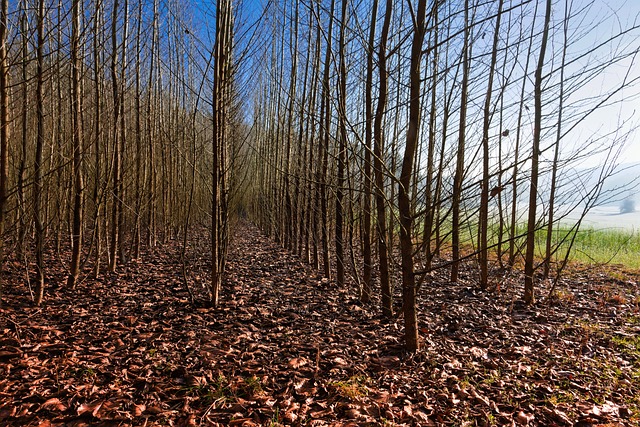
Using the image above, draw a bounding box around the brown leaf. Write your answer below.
[39,398,67,412]
[515,411,534,425]
[132,403,146,417]
[228,418,253,426]
[288,357,308,369]
[77,401,103,418]
[344,408,361,419]
[145,405,165,415]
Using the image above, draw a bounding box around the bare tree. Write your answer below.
[451,0,472,283]
[34,0,46,305]
[211,0,234,306]
[398,0,427,352]
[374,0,393,317]
[68,0,84,288]
[361,0,378,303]
[524,0,552,304]
[335,0,348,287]
[0,0,8,304]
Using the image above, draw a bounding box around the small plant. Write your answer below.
[268,408,282,427]
[482,369,502,385]
[243,375,263,396]
[611,335,640,355]
[75,367,96,380]
[547,391,576,406]
[330,374,371,399]
[552,289,576,304]
[148,348,158,357]
[628,315,640,325]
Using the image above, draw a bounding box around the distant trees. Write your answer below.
[620,198,636,214]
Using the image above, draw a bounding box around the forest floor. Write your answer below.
[1,222,640,427]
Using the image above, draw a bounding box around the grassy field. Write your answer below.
[425,218,640,270]
[544,226,640,269]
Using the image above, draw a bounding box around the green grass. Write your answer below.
[450,220,640,269]
[537,226,640,269]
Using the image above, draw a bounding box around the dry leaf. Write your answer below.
[39,398,67,412]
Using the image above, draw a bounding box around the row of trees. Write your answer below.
[247,0,640,350]
[0,0,240,306]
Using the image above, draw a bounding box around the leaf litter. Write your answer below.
[1,223,639,426]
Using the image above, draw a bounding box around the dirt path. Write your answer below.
[1,223,639,426]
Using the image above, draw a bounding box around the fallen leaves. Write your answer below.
[0,223,638,426]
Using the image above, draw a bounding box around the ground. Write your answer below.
[1,223,639,426]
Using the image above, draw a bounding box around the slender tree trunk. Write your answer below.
[398,0,427,352]
[68,0,84,288]
[319,0,336,280]
[211,0,233,306]
[116,0,129,264]
[0,0,8,304]
[375,0,392,317]
[146,0,159,248]
[361,0,378,303]
[133,0,143,260]
[109,0,122,272]
[17,4,29,259]
[296,10,313,259]
[91,0,103,277]
[451,0,471,283]
[422,4,438,269]
[335,0,348,287]
[510,3,538,267]
[478,0,503,289]
[524,0,552,304]
[544,0,568,280]
[284,0,298,252]
[34,0,46,305]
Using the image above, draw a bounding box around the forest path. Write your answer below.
[1,222,639,426]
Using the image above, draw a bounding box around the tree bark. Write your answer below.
[375,0,393,318]
[524,0,552,304]
[68,0,84,288]
[451,0,471,283]
[34,0,46,305]
[0,0,8,304]
[398,0,427,352]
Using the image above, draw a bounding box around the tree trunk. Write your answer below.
[375,0,392,318]
[524,0,552,304]
[478,0,503,289]
[211,0,233,306]
[335,0,348,287]
[451,0,471,283]
[319,0,336,281]
[34,0,46,305]
[544,0,568,280]
[362,0,378,303]
[398,0,427,352]
[68,0,84,288]
[109,0,122,272]
[0,0,8,304]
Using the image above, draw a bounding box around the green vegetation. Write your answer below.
[611,335,640,356]
[418,216,640,269]
[553,226,640,268]
[330,374,371,399]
